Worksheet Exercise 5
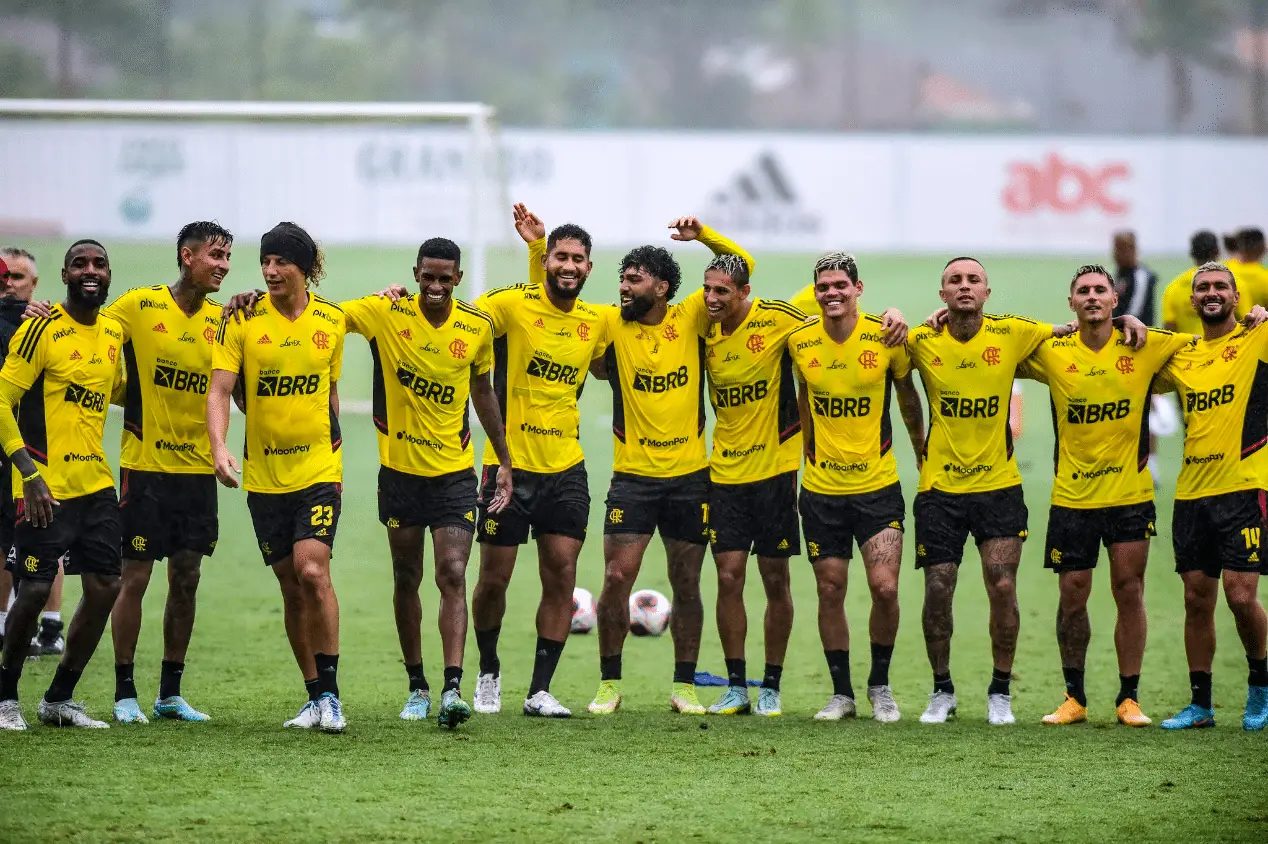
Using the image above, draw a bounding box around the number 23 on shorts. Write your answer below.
[311,505,334,526]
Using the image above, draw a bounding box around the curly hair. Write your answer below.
[548,223,592,255]
[620,245,682,300]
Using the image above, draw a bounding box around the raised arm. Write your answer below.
[207,368,241,489]
[893,372,925,469]
[469,369,513,513]
[0,378,55,527]
[668,216,754,275]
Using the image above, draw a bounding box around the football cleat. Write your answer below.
[36,619,64,656]
[437,688,472,730]
[37,699,108,728]
[755,687,782,717]
[1160,704,1215,730]
[1242,685,1268,731]
[154,696,210,722]
[669,682,706,715]
[867,685,901,723]
[283,700,321,729]
[587,680,622,715]
[317,693,346,733]
[919,691,957,724]
[1116,698,1152,727]
[523,690,571,718]
[707,686,751,715]
[113,698,150,724]
[400,689,432,721]
[987,693,1015,725]
[813,694,857,721]
[0,699,28,731]
[1041,694,1087,726]
[473,672,501,715]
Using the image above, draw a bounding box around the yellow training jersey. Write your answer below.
[789,314,911,495]
[105,285,222,474]
[907,314,1051,493]
[212,293,345,494]
[1161,268,1249,334]
[1226,259,1268,310]
[601,294,711,478]
[474,282,612,474]
[1,306,123,499]
[1163,323,1268,500]
[788,284,818,316]
[1023,328,1193,508]
[342,294,493,477]
[704,296,806,484]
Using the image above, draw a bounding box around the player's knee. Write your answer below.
[294,558,331,591]
[602,564,636,594]
[1223,582,1262,616]
[1109,574,1144,605]
[434,558,466,596]
[121,562,155,592]
[15,579,53,609]
[716,564,745,595]
[816,576,846,605]
[392,562,423,592]
[170,560,201,593]
[870,578,899,607]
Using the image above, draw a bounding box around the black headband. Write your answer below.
[260,224,316,276]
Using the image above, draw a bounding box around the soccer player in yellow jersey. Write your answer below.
[94,222,231,726]
[1019,265,1194,727]
[1157,261,1268,731]
[0,240,124,730]
[209,223,349,733]
[789,253,926,723]
[587,221,746,716]
[1225,228,1268,310]
[1162,231,1232,335]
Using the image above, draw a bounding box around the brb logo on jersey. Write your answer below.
[1067,399,1130,424]
[714,380,768,408]
[1001,153,1130,216]
[813,395,871,417]
[154,364,208,395]
[257,372,321,397]
[527,355,580,385]
[63,382,106,412]
[633,365,689,393]
[1187,384,1235,412]
[397,367,456,404]
[940,395,1000,418]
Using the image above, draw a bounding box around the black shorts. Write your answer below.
[710,472,800,558]
[1173,490,1266,577]
[378,466,476,532]
[0,488,14,574]
[799,483,904,563]
[120,469,218,561]
[604,469,709,544]
[246,482,342,566]
[1044,502,1156,572]
[476,462,590,546]
[12,488,121,582]
[913,485,1028,568]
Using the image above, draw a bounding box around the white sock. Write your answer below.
[0,610,7,630]
[41,610,60,623]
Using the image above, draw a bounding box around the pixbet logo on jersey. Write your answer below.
[1001,153,1131,216]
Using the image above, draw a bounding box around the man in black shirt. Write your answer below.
[1111,230,1159,326]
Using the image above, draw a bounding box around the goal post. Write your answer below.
[0,99,509,296]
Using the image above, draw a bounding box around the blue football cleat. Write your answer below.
[113,697,149,724]
[1160,704,1215,730]
[400,689,432,721]
[153,696,210,722]
[1243,685,1268,731]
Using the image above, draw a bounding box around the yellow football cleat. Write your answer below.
[669,682,706,714]
[1116,698,1152,727]
[1041,694,1087,725]
[587,680,623,715]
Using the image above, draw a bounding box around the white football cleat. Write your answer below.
[283,700,321,729]
[987,693,1016,725]
[523,690,571,718]
[474,672,501,714]
[0,699,28,730]
[920,691,958,724]
[317,693,346,733]
[813,694,857,721]
[37,699,108,728]
[867,685,901,723]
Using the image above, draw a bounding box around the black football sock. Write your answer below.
[528,637,565,696]
[868,642,894,687]
[1062,666,1086,706]
[443,666,462,694]
[314,653,339,698]
[405,663,428,693]
[115,663,138,702]
[1116,674,1140,706]
[475,627,501,676]
[761,664,783,691]
[825,650,853,698]
[158,660,184,700]
[0,664,21,701]
[933,673,955,695]
[1248,655,1268,687]
[725,657,747,689]
[1189,670,1213,709]
[673,661,696,685]
[45,665,83,703]
[600,653,622,681]
[304,677,320,702]
[988,669,1011,697]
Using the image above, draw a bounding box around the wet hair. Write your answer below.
[619,245,682,300]
[547,224,592,256]
[813,251,859,283]
[1189,230,1219,264]
[1193,260,1235,288]
[176,221,233,269]
[1069,263,1113,291]
[63,238,107,268]
[260,222,324,283]
[705,253,750,288]
[417,237,461,267]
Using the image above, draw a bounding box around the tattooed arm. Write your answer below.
[894,372,924,469]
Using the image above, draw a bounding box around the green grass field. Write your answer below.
[4,241,1267,843]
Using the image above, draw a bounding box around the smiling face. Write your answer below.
[939,259,990,315]
[1069,271,1118,326]
[814,269,862,320]
[414,256,461,316]
[183,237,231,294]
[62,243,111,309]
[1192,268,1238,325]
[619,266,663,321]
[260,254,307,297]
[702,268,748,323]
[544,237,591,301]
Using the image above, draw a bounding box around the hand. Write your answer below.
[668,216,703,242]
[879,308,908,347]
[1113,314,1148,349]
[924,307,949,331]
[512,202,545,243]
[21,475,57,528]
[222,290,264,324]
[213,448,241,489]
[1052,320,1077,338]
[22,300,52,321]
[1245,305,1268,328]
[485,463,514,514]
[375,284,409,302]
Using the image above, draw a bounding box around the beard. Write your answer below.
[545,271,584,301]
[68,281,109,309]
[1198,302,1233,325]
[620,293,654,322]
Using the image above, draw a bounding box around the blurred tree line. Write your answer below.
[0,0,1265,133]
